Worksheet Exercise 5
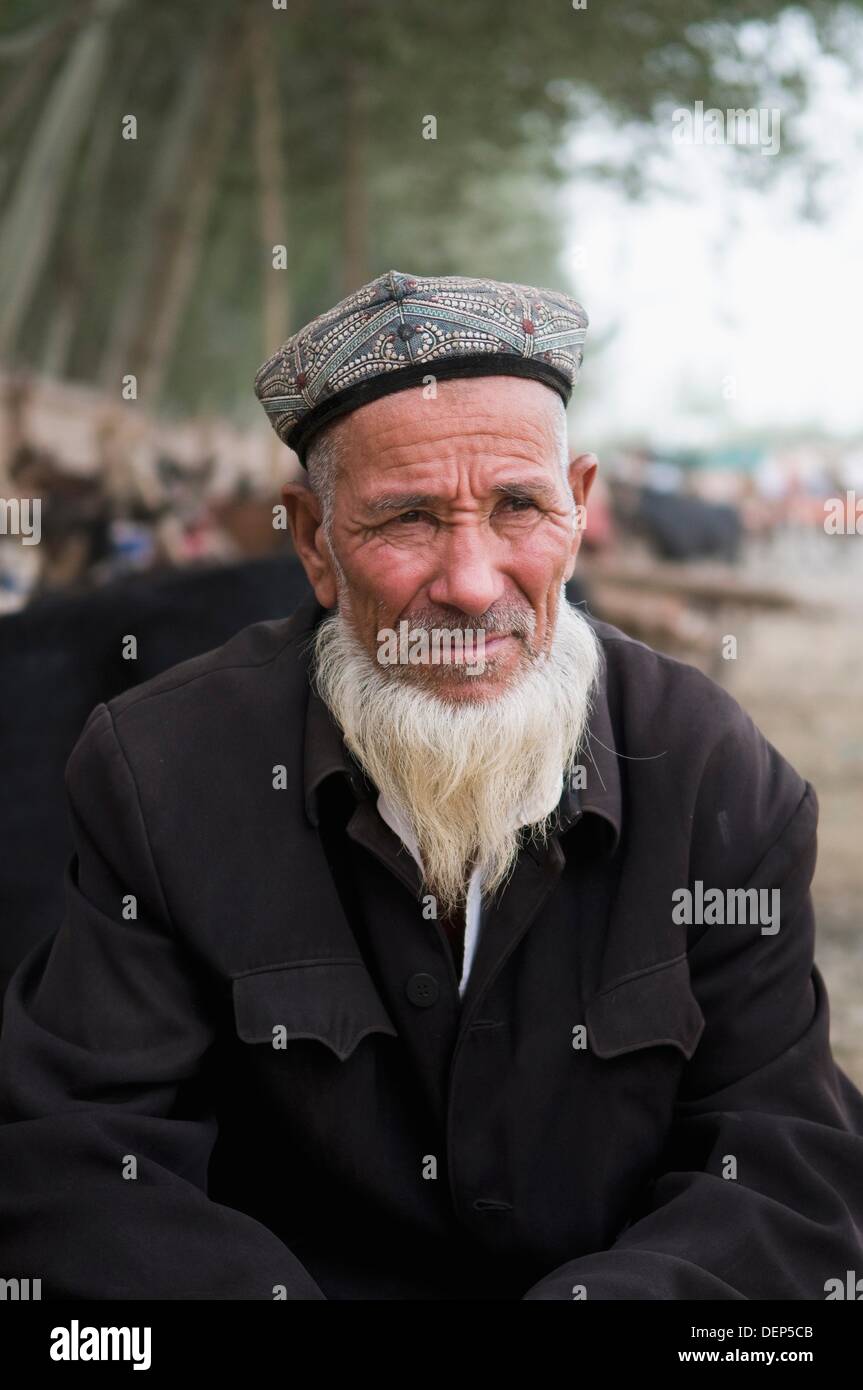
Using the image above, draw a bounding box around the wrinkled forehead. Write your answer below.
[328,375,567,482]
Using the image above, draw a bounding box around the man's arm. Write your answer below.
[523,721,863,1300]
[0,702,325,1300]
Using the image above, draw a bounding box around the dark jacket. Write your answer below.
[1,591,861,1300]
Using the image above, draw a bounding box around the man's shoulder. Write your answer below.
[585,613,812,864]
[585,613,746,745]
[68,595,324,782]
[107,592,322,725]
[108,615,297,717]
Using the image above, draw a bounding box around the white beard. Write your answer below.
[311,595,603,918]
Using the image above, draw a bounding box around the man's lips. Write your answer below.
[389,623,527,668]
[415,633,517,666]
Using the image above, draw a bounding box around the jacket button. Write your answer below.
[406,972,439,1007]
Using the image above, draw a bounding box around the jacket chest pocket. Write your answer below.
[232,959,399,1062]
[585,954,705,1061]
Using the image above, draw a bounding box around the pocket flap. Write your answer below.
[586,955,705,1060]
[232,960,398,1061]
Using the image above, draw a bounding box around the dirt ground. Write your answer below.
[714,529,863,1087]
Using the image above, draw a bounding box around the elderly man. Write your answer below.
[0,270,861,1301]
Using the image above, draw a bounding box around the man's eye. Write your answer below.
[501,497,537,513]
[391,510,428,525]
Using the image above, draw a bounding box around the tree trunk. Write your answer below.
[97,44,212,388]
[43,81,118,379]
[0,0,123,358]
[248,8,291,356]
[0,5,85,143]
[342,3,369,295]
[131,22,246,407]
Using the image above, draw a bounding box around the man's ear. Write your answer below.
[280,481,338,608]
[563,452,598,583]
[569,451,598,508]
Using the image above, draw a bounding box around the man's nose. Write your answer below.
[426,523,505,617]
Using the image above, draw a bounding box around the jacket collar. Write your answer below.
[564,651,622,852]
[299,593,621,855]
[303,673,370,822]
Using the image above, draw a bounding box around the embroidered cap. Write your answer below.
[254,269,588,466]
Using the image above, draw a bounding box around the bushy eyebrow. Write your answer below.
[364,491,437,516]
[363,479,558,517]
[493,480,558,505]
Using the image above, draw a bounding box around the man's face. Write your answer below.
[285,376,596,702]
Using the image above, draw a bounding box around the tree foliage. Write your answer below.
[0,0,855,423]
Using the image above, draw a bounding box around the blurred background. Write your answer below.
[0,0,861,1078]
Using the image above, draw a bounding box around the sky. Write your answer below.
[561,11,863,450]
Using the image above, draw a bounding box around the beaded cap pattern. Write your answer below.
[254,269,588,464]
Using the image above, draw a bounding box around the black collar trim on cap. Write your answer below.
[289,354,572,466]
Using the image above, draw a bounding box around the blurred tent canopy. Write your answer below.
[0,0,855,428]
